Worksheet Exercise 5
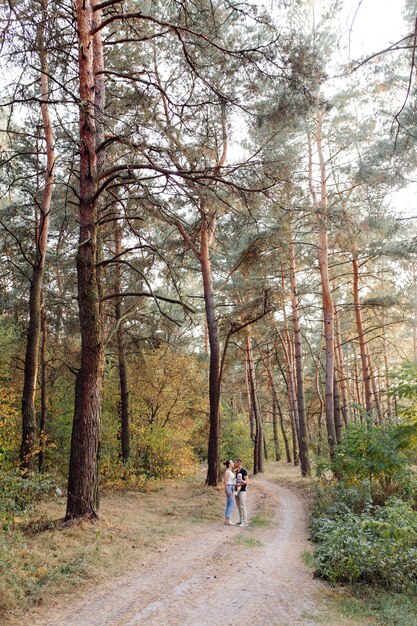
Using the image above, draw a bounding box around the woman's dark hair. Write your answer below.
[223,459,233,468]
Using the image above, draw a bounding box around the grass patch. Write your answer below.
[249,513,270,527]
[302,550,316,568]
[334,588,417,626]
[233,534,262,548]
[300,609,325,623]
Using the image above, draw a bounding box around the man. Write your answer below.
[234,457,248,526]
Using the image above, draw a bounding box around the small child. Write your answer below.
[235,472,243,495]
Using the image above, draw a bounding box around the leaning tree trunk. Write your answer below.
[20,3,55,471]
[66,0,104,520]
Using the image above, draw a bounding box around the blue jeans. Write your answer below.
[225,485,234,519]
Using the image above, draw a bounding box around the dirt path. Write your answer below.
[38,478,329,626]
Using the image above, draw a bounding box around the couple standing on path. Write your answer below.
[223,458,248,526]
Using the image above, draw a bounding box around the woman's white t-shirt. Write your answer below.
[225,470,236,486]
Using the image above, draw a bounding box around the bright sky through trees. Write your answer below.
[342,0,406,61]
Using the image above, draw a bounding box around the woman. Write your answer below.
[223,459,235,525]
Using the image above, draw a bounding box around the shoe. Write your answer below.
[235,521,242,526]
[241,521,248,526]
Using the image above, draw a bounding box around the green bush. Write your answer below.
[333,420,413,485]
[0,469,54,527]
[311,493,417,591]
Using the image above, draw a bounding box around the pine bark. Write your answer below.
[66,0,104,520]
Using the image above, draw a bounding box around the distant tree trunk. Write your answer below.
[261,349,280,461]
[276,396,292,463]
[245,353,256,441]
[289,238,310,476]
[333,376,343,444]
[309,115,336,457]
[351,247,372,415]
[334,307,350,426]
[277,348,298,466]
[20,5,56,471]
[382,324,393,418]
[114,219,129,462]
[413,269,417,361]
[353,353,362,421]
[368,349,383,423]
[245,331,264,474]
[263,433,268,461]
[277,322,300,465]
[38,301,47,472]
[271,392,281,461]
[66,0,104,521]
[315,365,324,454]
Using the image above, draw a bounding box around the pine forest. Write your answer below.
[1,0,417,624]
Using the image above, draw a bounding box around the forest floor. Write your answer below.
[5,463,377,626]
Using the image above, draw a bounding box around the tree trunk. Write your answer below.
[259,348,281,461]
[289,239,310,476]
[38,300,47,472]
[245,354,256,441]
[245,331,264,474]
[277,326,299,465]
[311,114,336,457]
[276,396,292,463]
[275,345,298,465]
[114,219,129,462]
[271,391,281,461]
[201,216,221,486]
[334,307,350,426]
[353,352,362,421]
[66,0,104,520]
[333,375,343,445]
[20,4,56,471]
[352,247,372,414]
[413,269,417,361]
[382,323,393,418]
[314,352,325,455]
[368,349,383,423]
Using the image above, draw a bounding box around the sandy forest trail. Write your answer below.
[35,475,343,626]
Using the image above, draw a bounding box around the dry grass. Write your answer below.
[1,471,224,625]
